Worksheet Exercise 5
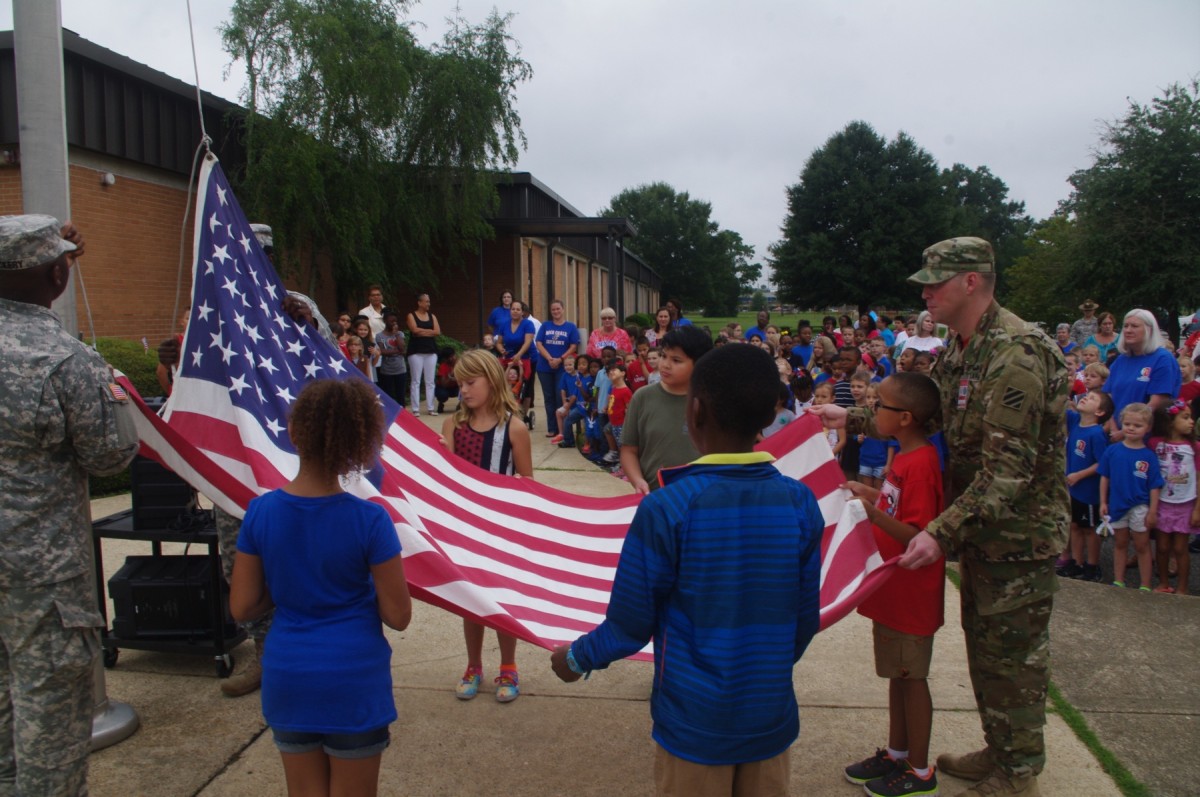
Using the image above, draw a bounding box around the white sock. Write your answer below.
[911,765,932,778]
[887,747,909,761]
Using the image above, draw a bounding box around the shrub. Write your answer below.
[624,312,653,332]
[94,337,162,399]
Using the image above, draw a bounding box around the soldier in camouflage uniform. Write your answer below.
[816,238,1069,797]
[0,215,140,797]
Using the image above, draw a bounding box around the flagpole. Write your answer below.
[12,0,141,751]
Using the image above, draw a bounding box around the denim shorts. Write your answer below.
[858,464,887,479]
[272,726,390,759]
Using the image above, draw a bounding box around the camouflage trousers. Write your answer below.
[959,555,1056,779]
[0,573,100,797]
[214,506,272,640]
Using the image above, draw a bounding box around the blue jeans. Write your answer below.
[537,370,563,434]
[561,405,587,446]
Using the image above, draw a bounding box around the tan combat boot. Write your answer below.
[956,769,1040,796]
[220,639,263,697]
[937,747,994,781]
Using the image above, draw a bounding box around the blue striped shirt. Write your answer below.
[572,454,823,765]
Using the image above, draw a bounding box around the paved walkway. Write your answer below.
[84,410,1194,796]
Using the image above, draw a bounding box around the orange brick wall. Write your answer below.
[0,161,338,344]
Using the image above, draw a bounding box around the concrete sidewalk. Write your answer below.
[85,413,1140,796]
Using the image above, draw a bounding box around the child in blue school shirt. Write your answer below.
[1058,390,1112,582]
[1098,402,1164,591]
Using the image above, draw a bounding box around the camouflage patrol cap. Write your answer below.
[0,214,76,271]
[907,236,994,285]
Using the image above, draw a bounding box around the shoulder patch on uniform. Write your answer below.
[1001,386,1026,411]
[107,383,129,402]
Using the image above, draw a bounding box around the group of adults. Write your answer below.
[482,290,693,435]
[336,287,445,415]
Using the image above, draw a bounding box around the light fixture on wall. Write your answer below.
[100,172,116,186]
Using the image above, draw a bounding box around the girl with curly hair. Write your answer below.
[230,378,411,797]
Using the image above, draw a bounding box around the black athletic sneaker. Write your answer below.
[865,762,938,797]
[845,749,903,785]
[1056,561,1083,578]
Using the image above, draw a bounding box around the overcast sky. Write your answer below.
[3,1,1198,280]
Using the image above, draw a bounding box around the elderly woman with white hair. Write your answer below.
[899,310,943,355]
[1105,309,1181,439]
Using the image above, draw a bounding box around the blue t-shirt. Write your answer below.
[593,369,613,417]
[499,317,536,360]
[238,490,402,733]
[1066,409,1109,504]
[859,436,889,468]
[535,321,580,373]
[1106,348,1181,419]
[744,326,767,344]
[487,305,510,337]
[559,370,591,406]
[1098,444,1166,519]
[879,328,895,346]
[789,343,814,371]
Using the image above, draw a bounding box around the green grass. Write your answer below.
[1046,684,1151,797]
[943,562,1150,796]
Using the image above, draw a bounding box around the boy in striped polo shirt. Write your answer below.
[551,344,825,796]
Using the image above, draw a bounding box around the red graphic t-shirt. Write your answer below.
[857,443,946,636]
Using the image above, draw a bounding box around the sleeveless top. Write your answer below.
[408,312,438,355]
[452,416,514,475]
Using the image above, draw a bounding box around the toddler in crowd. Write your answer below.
[1148,401,1199,594]
[1065,352,1086,399]
[552,354,581,447]
[812,382,843,459]
[857,382,889,489]
[1178,354,1200,404]
[843,373,944,797]
[1058,389,1113,581]
[792,371,815,411]
[1083,361,1109,394]
[1099,403,1164,590]
[645,348,662,385]
[230,379,411,797]
[761,381,796,440]
[443,350,533,701]
[601,361,632,465]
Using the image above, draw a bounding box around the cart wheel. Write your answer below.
[102,647,119,668]
[216,654,235,679]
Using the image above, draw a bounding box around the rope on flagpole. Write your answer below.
[170,0,216,351]
[185,0,211,153]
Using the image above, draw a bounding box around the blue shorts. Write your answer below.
[858,464,887,479]
[272,726,390,759]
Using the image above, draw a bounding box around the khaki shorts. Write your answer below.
[654,744,790,797]
[873,621,934,679]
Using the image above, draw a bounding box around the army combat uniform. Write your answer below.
[0,293,139,795]
[926,301,1069,778]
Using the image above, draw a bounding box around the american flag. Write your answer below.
[122,155,893,659]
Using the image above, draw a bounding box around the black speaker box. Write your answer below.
[129,456,194,531]
[108,555,236,640]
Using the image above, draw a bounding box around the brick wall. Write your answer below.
[0,160,338,344]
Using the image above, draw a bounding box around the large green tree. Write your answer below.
[221,0,531,298]
[1005,213,1081,325]
[770,121,1031,310]
[1064,79,1200,340]
[600,183,755,316]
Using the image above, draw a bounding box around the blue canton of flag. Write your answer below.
[178,155,397,456]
